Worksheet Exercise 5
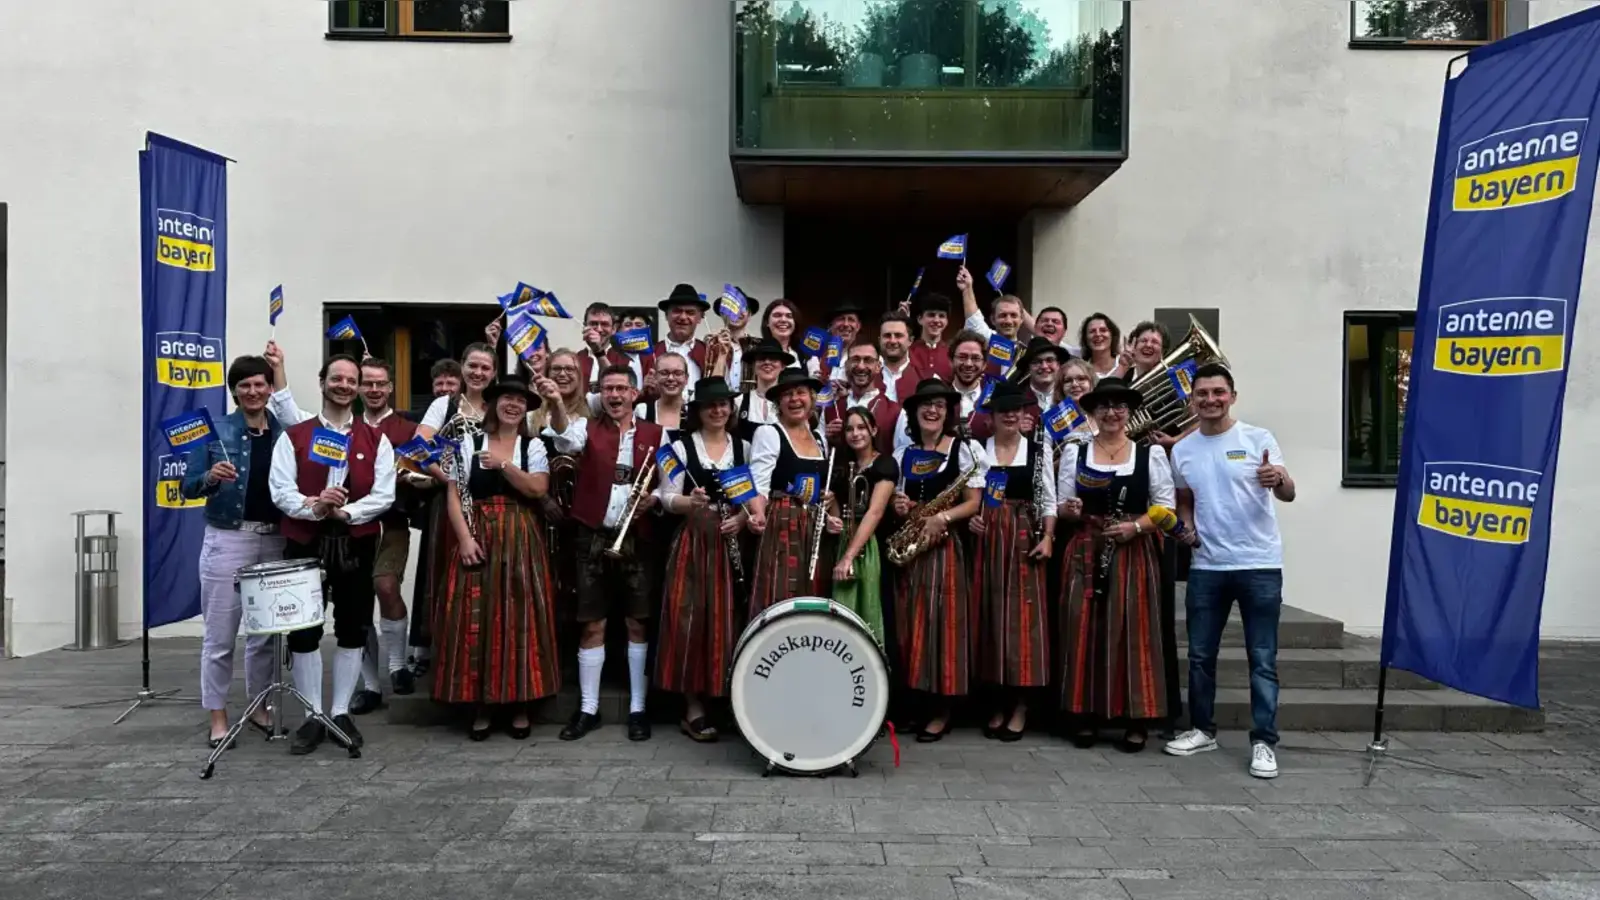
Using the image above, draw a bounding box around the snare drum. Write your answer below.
[236,558,324,636]
[729,597,890,775]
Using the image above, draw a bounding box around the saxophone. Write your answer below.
[887,451,980,567]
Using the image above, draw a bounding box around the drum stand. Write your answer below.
[199,633,361,780]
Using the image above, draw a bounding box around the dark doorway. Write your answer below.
[782,213,1021,331]
[324,303,501,415]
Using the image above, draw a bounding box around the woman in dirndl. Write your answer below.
[747,368,840,615]
[890,378,986,742]
[1055,376,1174,753]
[830,406,896,645]
[435,375,562,741]
[655,378,750,742]
[968,381,1055,741]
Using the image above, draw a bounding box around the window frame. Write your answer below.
[1348,0,1515,49]
[1342,310,1416,488]
[327,0,512,42]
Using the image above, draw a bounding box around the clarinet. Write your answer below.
[714,467,746,588]
[1029,437,1050,547]
[1096,485,1128,602]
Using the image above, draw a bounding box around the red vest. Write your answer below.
[909,341,954,383]
[580,347,633,390]
[569,417,665,531]
[822,393,900,456]
[644,338,708,375]
[280,418,383,544]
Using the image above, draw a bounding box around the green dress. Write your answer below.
[831,454,897,647]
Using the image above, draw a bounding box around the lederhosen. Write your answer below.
[570,419,663,623]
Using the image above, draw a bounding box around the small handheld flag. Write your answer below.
[823,334,846,369]
[656,445,685,485]
[715,285,749,322]
[718,465,759,505]
[901,448,946,483]
[905,267,925,303]
[816,381,837,406]
[268,285,284,330]
[327,315,371,358]
[395,435,438,468]
[506,313,548,362]
[308,428,350,468]
[1167,359,1199,402]
[527,290,570,320]
[937,234,968,261]
[977,375,1000,411]
[987,335,1017,370]
[1042,397,1087,443]
[615,326,654,355]
[799,326,828,359]
[983,470,1008,508]
[161,408,227,464]
[986,259,1011,292]
[790,473,821,505]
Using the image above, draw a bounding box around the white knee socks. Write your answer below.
[291,650,324,716]
[578,647,604,715]
[360,627,382,693]
[330,647,363,718]
[628,642,649,714]
[380,618,408,675]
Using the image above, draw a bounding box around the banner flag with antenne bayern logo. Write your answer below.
[142,134,229,630]
[1381,9,1600,710]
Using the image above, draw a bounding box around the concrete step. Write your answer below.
[1195,687,1543,733]
[1194,637,1443,691]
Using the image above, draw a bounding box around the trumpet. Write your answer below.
[837,461,864,582]
[806,447,836,583]
[604,447,658,559]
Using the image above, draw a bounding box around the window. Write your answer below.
[1344,312,1415,486]
[328,1,510,40]
[1351,1,1520,46]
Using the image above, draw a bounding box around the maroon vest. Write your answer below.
[569,417,665,531]
[645,338,708,375]
[280,418,383,543]
[822,393,900,456]
[909,341,954,383]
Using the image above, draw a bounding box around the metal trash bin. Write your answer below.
[71,510,120,651]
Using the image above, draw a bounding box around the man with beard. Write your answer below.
[877,312,920,403]
[268,355,396,754]
[906,293,955,383]
[544,365,663,742]
[821,343,900,455]
[893,330,988,451]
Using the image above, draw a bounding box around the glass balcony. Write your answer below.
[733,0,1127,157]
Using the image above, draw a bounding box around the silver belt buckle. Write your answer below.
[239,521,279,535]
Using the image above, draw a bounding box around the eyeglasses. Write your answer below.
[954,353,986,364]
[1099,402,1130,412]
[548,365,579,375]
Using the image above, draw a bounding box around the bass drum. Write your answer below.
[729,597,890,775]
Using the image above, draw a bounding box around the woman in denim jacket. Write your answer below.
[179,355,287,748]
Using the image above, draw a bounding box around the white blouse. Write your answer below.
[983,436,1057,513]
[659,433,752,503]
[892,438,988,492]
[749,423,826,496]
[453,433,550,482]
[1055,441,1175,508]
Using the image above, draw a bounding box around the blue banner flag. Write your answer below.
[983,470,1008,508]
[1381,10,1600,710]
[269,284,284,326]
[1042,397,1087,442]
[901,448,946,483]
[327,315,362,342]
[1167,359,1198,402]
[799,326,827,359]
[656,445,685,483]
[790,473,821,505]
[615,326,653,355]
[824,334,846,369]
[308,428,350,468]
[160,407,219,449]
[142,134,229,629]
[718,465,759,505]
[505,313,548,361]
[936,234,967,260]
[986,259,1011,291]
[716,284,749,322]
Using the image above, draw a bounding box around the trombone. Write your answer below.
[603,446,658,559]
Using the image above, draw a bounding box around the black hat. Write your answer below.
[687,377,738,410]
[1011,336,1069,380]
[744,337,795,366]
[658,283,710,312]
[900,377,962,412]
[735,288,761,316]
[483,374,542,411]
[829,300,866,321]
[1078,376,1143,414]
[983,379,1029,413]
[764,367,825,403]
[916,292,952,314]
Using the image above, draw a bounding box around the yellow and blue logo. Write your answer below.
[718,465,758,505]
[1418,461,1540,544]
[1434,296,1566,377]
[308,428,349,467]
[1225,450,1248,461]
[1454,119,1587,212]
[160,408,216,448]
[155,208,216,271]
[155,454,205,509]
[155,331,224,389]
[983,470,1008,508]
[655,445,684,483]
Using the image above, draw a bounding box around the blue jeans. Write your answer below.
[1185,568,1282,746]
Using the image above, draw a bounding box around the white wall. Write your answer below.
[1035,0,1600,633]
[0,0,783,655]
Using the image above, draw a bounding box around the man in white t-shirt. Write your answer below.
[1163,363,1296,779]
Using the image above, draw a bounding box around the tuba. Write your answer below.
[1126,316,1228,443]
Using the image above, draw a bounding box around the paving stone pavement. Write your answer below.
[3,638,1600,899]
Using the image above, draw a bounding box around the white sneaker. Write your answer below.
[1250,741,1278,779]
[1163,728,1218,756]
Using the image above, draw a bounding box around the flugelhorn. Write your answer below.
[1126,315,1227,443]
[604,447,657,559]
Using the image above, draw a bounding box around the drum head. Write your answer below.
[730,598,890,773]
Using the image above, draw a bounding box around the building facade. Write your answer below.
[0,0,1595,656]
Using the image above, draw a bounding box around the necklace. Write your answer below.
[1093,436,1130,463]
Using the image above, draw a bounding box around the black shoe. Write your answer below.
[411,657,432,678]
[627,712,652,742]
[290,720,326,755]
[507,722,532,741]
[349,690,384,716]
[391,668,416,696]
[329,714,365,750]
[559,711,601,741]
[246,718,282,739]
[469,723,492,742]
